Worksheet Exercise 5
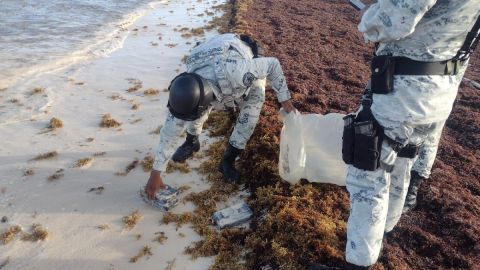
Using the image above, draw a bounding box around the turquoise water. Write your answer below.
[0,0,157,86]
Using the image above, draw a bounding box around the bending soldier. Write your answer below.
[144,34,295,201]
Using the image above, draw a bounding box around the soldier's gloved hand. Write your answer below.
[145,170,166,201]
[281,100,296,113]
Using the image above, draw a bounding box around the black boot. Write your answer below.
[172,133,200,162]
[219,143,241,182]
[403,171,426,213]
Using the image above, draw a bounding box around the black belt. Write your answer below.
[393,56,467,76]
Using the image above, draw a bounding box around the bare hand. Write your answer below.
[145,170,166,201]
[281,100,296,113]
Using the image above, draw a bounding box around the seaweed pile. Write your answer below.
[232,0,480,269]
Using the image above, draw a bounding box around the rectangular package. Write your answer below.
[140,185,179,211]
[212,202,253,229]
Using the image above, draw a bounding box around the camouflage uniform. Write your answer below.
[153,34,291,172]
[347,1,479,266]
[410,120,445,179]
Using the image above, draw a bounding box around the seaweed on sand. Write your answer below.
[149,125,162,135]
[122,210,143,230]
[141,155,154,172]
[153,231,168,244]
[202,110,234,137]
[100,114,121,128]
[1,225,22,245]
[143,88,160,96]
[139,155,154,172]
[21,224,49,242]
[97,224,110,231]
[116,159,139,176]
[73,157,93,168]
[48,169,65,182]
[23,169,34,176]
[131,103,140,110]
[166,161,191,174]
[178,185,192,193]
[130,118,142,124]
[88,186,105,195]
[126,79,142,92]
[161,212,194,228]
[129,245,153,263]
[32,151,58,161]
[31,87,45,95]
[93,151,107,157]
[47,117,63,129]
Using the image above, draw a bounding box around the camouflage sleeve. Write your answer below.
[242,57,291,103]
[358,0,438,43]
[153,113,185,172]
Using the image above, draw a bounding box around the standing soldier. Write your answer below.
[311,0,479,269]
[144,33,295,201]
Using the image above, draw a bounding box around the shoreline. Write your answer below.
[0,0,167,91]
[0,1,234,269]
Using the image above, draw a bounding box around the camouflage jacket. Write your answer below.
[357,0,479,127]
[359,0,480,61]
[187,34,291,105]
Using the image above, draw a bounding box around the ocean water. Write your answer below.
[0,0,158,87]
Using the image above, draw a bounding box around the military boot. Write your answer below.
[403,171,426,213]
[172,133,200,162]
[219,143,241,182]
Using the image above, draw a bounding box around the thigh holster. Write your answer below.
[342,100,423,172]
[342,102,384,172]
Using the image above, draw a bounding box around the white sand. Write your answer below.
[0,1,239,269]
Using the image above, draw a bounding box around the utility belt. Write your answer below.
[341,98,423,172]
[344,15,480,172]
[341,55,461,171]
[370,55,467,95]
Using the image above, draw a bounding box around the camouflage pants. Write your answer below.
[411,120,446,178]
[345,120,445,266]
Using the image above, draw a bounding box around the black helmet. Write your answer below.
[167,73,214,121]
[240,34,264,58]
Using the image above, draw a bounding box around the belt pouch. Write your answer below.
[342,114,356,164]
[371,55,395,94]
[353,121,383,171]
[397,143,422,159]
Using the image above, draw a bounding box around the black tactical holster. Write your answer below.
[342,98,384,171]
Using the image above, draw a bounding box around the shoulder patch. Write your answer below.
[242,72,257,87]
